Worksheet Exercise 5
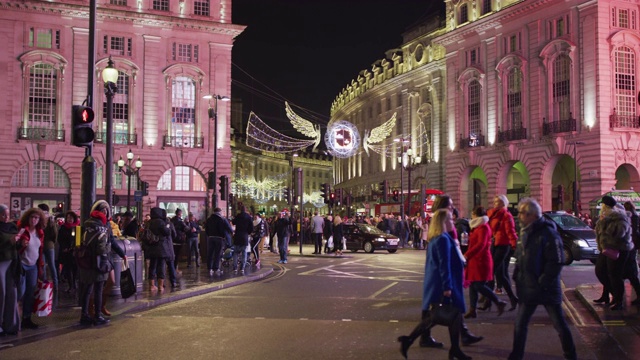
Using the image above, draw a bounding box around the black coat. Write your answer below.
[147,207,172,259]
[513,217,564,305]
[232,211,253,246]
[205,212,233,247]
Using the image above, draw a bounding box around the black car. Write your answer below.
[543,211,599,265]
[342,223,399,253]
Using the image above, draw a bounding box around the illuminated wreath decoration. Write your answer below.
[324,120,361,159]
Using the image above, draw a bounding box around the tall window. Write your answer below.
[104,35,132,57]
[102,71,130,143]
[552,55,571,121]
[171,76,196,147]
[614,46,636,121]
[110,0,127,5]
[194,0,209,16]
[481,0,491,16]
[468,80,481,140]
[612,8,637,29]
[459,4,469,24]
[29,63,57,129]
[507,68,523,129]
[153,0,169,11]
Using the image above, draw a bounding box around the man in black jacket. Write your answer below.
[171,208,188,268]
[509,197,576,360]
[205,208,233,276]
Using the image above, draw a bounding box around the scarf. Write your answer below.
[90,210,107,225]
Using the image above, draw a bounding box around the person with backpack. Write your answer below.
[145,207,176,293]
[78,200,112,326]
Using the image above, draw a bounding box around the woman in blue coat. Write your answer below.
[398,209,470,360]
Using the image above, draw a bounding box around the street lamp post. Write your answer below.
[403,148,422,215]
[102,57,119,207]
[118,149,142,211]
[205,94,230,210]
[569,141,585,214]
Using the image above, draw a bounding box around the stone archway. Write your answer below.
[614,163,640,190]
[496,161,530,211]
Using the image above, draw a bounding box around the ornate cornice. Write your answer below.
[0,1,245,37]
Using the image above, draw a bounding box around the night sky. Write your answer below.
[231,0,446,130]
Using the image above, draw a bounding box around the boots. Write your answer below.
[461,322,483,346]
[149,279,158,292]
[158,279,165,294]
[463,307,477,319]
[101,281,113,316]
[419,310,443,348]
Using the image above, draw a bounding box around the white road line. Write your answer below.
[368,282,398,299]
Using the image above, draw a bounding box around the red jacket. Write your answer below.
[464,217,493,282]
[17,225,45,276]
[487,207,518,249]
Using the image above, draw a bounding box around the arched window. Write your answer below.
[11,160,69,188]
[553,54,571,121]
[507,68,523,129]
[170,76,198,148]
[158,166,206,191]
[459,4,469,24]
[614,46,636,124]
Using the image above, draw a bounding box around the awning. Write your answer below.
[589,190,640,209]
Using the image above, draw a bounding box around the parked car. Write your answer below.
[342,223,399,253]
[543,211,599,265]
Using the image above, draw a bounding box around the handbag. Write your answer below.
[327,235,334,249]
[602,248,620,260]
[33,280,53,317]
[120,259,136,299]
[430,296,460,326]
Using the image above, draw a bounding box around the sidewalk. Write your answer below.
[0,252,275,346]
[574,282,640,324]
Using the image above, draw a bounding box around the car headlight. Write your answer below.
[574,239,589,248]
[376,238,387,242]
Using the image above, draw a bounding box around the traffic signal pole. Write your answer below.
[80,0,98,223]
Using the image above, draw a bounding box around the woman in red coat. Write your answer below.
[464,206,506,318]
[487,194,519,310]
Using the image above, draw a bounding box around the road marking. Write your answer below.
[342,319,352,321]
[300,318,309,320]
[255,317,266,319]
[371,302,390,308]
[0,344,14,350]
[389,320,399,323]
[603,320,626,326]
[368,282,398,299]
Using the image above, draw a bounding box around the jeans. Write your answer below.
[80,280,105,319]
[148,258,165,280]
[206,236,224,271]
[18,263,38,319]
[44,248,58,289]
[232,245,247,271]
[164,259,178,286]
[279,236,290,262]
[469,281,500,308]
[509,302,576,360]
[186,237,200,266]
[493,245,518,302]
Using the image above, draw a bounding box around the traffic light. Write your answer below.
[283,188,291,203]
[142,181,149,196]
[335,188,343,205]
[393,189,399,202]
[219,175,228,201]
[320,183,330,204]
[71,105,95,147]
[56,202,64,213]
[380,180,388,202]
[329,192,336,206]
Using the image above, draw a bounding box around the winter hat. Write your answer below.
[497,194,509,208]
[91,200,111,220]
[602,195,617,208]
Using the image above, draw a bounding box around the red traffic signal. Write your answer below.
[72,105,95,147]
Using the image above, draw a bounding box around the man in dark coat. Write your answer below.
[509,197,576,360]
[121,211,138,238]
[171,208,188,268]
[205,207,233,275]
[273,210,292,263]
[231,203,253,275]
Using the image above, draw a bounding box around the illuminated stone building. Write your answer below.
[0,0,243,220]
[331,0,640,217]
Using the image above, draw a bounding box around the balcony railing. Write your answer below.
[94,131,137,145]
[610,109,640,129]
[163,135,204,148]
[459,133,485,149]
[542,116,576,135]
[497,126,527,143]
[17,127,65,141]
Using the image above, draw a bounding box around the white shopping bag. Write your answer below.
[33,280,53,317]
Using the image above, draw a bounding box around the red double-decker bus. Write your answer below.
[374,188,444,217]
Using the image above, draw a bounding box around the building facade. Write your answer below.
[0,0,243,221]
[331,0,640,218]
